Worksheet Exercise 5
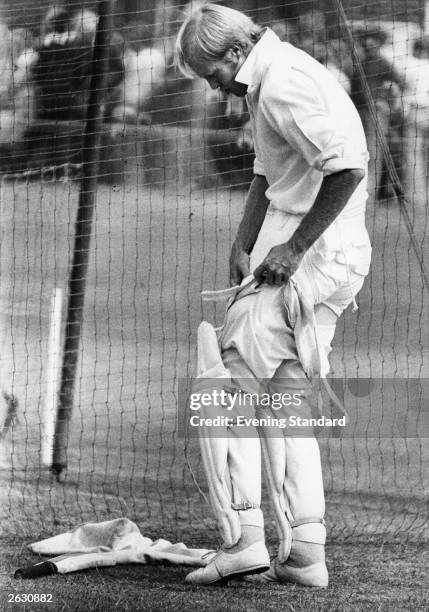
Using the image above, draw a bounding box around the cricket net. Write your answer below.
[0,0,427,546]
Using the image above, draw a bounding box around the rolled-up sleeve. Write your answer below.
[262,68,368,176]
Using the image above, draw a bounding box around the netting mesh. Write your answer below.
[0,0,427,546]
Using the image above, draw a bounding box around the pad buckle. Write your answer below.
[231,502,259,511]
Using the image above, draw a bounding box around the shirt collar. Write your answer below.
[235,28,282,92]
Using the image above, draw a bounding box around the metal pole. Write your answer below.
[52,0,114,479]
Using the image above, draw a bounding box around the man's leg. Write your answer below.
[253,305,337,587]
[256,361,327,587]
[185,324,269,584]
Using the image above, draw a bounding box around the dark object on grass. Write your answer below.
[14,561,58,579]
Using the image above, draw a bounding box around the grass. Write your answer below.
[1,542,428,611]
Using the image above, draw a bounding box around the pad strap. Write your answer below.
[231,502,260,511]
[290,517,325,528]
[292,520,326,545]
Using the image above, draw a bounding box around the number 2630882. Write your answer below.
[8,593,53,603]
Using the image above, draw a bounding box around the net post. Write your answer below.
[52,1,115,480]
[42,287,63,467]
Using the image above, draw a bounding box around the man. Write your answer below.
[33,7,124,122]
[176,4,371,587]
[7,6,128,179]
[349,30,406,201]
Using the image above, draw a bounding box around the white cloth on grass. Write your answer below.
[28,518,213,574]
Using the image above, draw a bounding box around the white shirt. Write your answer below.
[234,29,371,268]
[235,29,369,213]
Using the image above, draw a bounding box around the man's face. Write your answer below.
[194,48,248,97]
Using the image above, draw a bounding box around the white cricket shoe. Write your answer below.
[185,541,270,585]
[246,550,328,588]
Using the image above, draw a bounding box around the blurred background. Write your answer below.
[0,0,428,195]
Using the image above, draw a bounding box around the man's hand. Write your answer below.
[253,242,303,286]
[229,240,250,286]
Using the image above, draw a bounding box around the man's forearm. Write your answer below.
[288,168,365,255]
[235,174,270,253]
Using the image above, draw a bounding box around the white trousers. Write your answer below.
[220,316,334,529]
[199,210,370,546]
[214,250,369,543]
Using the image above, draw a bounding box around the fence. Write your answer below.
[0,0,427,545]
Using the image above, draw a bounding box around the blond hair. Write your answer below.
[175,2,261,77]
